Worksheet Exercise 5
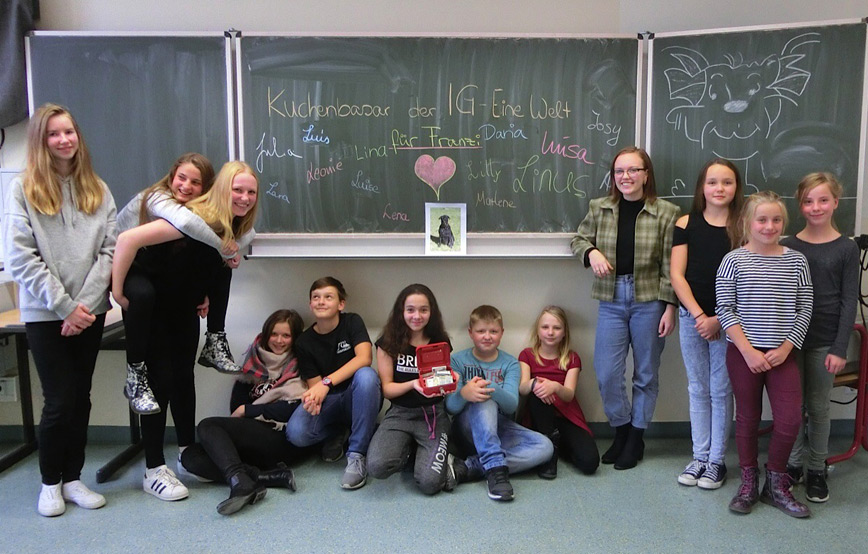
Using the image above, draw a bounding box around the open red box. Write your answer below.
[416,342,457,396]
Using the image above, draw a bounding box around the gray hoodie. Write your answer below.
[117,190,255,254]
[3,175,117,322]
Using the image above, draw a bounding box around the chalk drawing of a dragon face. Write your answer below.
[663,33,819,161]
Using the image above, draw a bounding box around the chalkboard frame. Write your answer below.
[24,31,236,212]
[236,32,644,258]
[645,18,868,236]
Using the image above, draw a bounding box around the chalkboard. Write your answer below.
[26,33,233,210]
[238,35,640,233]
[648,21,867,235]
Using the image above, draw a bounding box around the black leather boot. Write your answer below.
[614,425,645,470]
[601,423,631,464]
[537,429,560,480]
[256,462,297,491]
[216,471,267,515]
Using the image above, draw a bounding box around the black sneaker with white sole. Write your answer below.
[805,469,829,503]
[485,466,514,501]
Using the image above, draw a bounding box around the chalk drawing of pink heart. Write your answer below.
[414,155,456,201]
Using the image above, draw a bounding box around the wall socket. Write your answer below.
[0,377,17,402]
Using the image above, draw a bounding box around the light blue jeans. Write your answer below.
[679,307,732,464]
[788,345,834,471]
[285,366,381,455]
[454,400,553,474]
[594,275,665,429]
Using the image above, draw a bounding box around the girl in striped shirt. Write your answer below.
[715,191,813,518]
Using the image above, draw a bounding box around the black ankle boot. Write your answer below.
[257,462,297,491]
[216,471,267,515]
[538,430,560,480]
[601,423,631,464]
[614,426,645,470]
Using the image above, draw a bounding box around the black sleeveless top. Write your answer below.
[672,212,731,316]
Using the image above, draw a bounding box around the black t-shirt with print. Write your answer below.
[375,339,452,408]
[295,312,371,392]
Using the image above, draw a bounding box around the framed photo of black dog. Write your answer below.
[425,203,466,255]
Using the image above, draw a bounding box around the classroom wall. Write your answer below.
[1,0,866,430]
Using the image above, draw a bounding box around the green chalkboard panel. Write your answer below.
[648,22,867,235]
[239,35,639,233]
[26,34,232,210]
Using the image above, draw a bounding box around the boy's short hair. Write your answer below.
[469,305,503,328]
[309,276,347,301]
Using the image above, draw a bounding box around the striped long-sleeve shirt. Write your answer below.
[715,247,813,349]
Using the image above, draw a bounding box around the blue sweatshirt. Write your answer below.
[446,347,520,417]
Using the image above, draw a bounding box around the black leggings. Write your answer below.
[26,314,105,485]
[122,262,232,364]
[139,304,199,468]
[526,394,600,475]
[181,414,301,482]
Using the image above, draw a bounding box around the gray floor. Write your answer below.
[2,436,867,554]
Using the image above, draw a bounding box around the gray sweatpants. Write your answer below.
[367,401,451,495]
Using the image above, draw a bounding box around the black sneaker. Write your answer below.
[805,469,829,503]
[321,429,349,463]
[444,454,468,492]
[485,466,514,502]
[786,465,804,487]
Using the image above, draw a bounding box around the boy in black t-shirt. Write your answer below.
[285,277,381,489]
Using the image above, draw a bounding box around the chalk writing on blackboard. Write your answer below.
[662,32,819,190]
[241,36,640,233]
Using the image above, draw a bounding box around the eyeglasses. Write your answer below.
[613,167,646,178]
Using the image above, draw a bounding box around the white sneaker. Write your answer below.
[61,480,106,509]
[144,465,189,501]
[38,483,65,517]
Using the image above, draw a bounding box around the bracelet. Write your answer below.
[530,378,537,392]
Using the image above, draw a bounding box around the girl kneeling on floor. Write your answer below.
[367,284,465,494]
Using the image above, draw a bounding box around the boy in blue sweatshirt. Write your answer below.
[446,305,553,501]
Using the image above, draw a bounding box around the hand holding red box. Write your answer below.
[416,342,457,396]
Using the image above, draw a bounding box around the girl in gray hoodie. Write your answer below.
[3,103,116,517]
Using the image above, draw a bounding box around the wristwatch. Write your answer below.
[322,377,334,389]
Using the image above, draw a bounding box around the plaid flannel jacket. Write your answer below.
[570,196,679,303]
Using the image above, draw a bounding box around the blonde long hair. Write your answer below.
[186,161,258,249]
[138,153,215,225]
[529,305,573,370]
[738,191,788,246]
[23,103,103,215]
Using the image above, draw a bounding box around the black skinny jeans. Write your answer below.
[181,412,301,482]
[123,261,232,364]
[526,394,600,475]
[131,238,221,469]
[26,314,106,485]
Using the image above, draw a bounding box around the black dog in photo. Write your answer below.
[430,214,455,248]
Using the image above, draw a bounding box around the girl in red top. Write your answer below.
[519,306,599,478]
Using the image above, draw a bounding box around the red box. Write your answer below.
[416,342,456,396]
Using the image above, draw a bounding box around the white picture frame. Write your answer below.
[424,203,466,256]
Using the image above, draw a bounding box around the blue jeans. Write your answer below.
[285,366,381,455]
[679,307,732,464]
[454,400,553,474]
[788,345,834,471]
[594,275,665,429]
